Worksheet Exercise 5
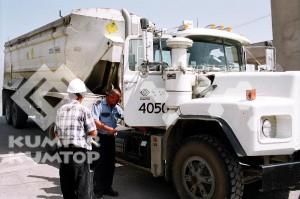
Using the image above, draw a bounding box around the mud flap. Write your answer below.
[89,170,95,199]
[262,161,300,192]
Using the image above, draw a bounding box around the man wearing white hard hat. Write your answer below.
[55,78,97,199]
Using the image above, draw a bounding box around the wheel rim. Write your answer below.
[182,156,215,199]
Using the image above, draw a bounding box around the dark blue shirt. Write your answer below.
[92,98,123,135]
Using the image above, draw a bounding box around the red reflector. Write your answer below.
[246,89,256,101]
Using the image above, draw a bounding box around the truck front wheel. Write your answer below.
[172,135,243,199]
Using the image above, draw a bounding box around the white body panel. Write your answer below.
[123,71,166,127]
[179,72,300,156]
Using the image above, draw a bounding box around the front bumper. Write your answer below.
[262,161,300,192]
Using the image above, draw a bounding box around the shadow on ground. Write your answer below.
[28,175,62,199]
[112,165,178,199]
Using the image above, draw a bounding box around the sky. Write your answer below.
[0,0,273,87]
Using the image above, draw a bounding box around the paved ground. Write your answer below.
[0,92,2,116]
[0,116,299,199]
[0,117,178,199]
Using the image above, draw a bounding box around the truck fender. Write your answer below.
[163,115,246,161]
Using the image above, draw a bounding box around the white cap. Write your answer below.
[67,78,87,93]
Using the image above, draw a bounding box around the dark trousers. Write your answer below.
[93,134,116,194]
[59,148,91,199]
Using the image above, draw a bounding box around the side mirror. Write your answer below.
[265,48,276,71]
[140,18,149,30]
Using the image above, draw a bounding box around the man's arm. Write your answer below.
[94,119,117,134]
[84,108,97,137]
[88,129,97,137]
[92,101,117,134]
[54,131,58,138]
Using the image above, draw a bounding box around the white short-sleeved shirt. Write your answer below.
[55,100,96,150]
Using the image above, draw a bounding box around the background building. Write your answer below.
[271,0,300,71]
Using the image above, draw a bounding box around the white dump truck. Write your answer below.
[3,8,300,199]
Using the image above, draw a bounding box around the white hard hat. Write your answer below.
[67,78,87,93]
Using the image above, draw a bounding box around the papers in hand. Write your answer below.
[91,139,100,147]
[87,136,100,147]
[115,125,132,131]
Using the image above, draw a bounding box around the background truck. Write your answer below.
[3,8,300,199]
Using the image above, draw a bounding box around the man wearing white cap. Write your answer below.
[55,78,97,199]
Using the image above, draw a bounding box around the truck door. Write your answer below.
[122,36,167,127]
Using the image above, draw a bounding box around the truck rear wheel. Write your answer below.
[172,135,243,199]
[11,102,28,128]
[4,96,12,124]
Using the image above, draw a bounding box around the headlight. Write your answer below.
[261,117,276,138]
[262,119,272,137]
[259,115,292,141]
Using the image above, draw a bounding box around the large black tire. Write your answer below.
[172,135,243,199]
[47,124,57,140]
[44,124,59,156]
[11,102,28,128]
[4,94,13,124]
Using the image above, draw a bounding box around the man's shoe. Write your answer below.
[104,188,119,197]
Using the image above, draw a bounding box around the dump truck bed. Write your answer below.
[3,8,141,92]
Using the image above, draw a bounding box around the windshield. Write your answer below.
[153,37,243,72]
[188,40,241,71]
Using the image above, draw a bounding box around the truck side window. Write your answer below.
[128,39,144,71]
[153,39,171,68]
[154,50,171,67]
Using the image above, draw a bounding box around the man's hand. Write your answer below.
[107,127,117,135]
[94,119,104,129]
[88,130,97,137]
[94,119,117,135]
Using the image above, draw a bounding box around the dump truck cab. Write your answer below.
[121,20,275,127]
[120,20,300,199]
